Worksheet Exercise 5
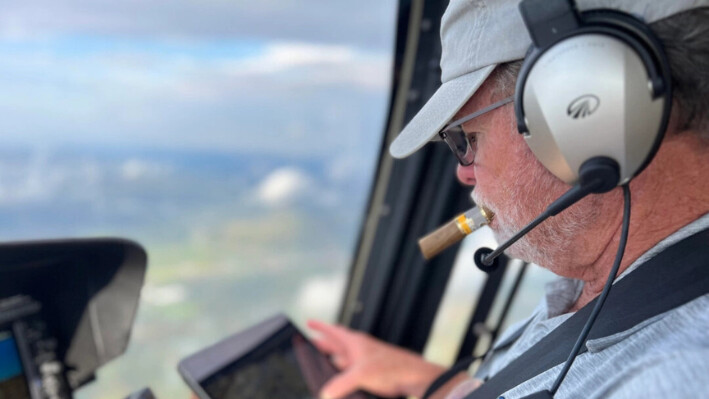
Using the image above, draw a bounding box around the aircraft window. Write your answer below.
[423,228,557,367]
[0,1,397,397]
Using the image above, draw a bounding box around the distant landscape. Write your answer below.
[0,143,377,398]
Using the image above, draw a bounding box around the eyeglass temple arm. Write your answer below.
[444,96,514,130]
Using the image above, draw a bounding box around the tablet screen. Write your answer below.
[200,323,344,399]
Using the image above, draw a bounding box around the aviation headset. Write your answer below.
[514,0,673,193]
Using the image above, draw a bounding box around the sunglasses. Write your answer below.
[438,96,514,166]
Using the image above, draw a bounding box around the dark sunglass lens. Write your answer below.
[442,127,474,166]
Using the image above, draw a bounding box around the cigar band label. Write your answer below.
[456,215,472,234]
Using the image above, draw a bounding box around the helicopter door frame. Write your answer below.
[337,0,515,358]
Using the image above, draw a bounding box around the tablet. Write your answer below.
[178,314,367,399]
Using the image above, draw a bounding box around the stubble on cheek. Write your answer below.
[471,178,524,243]
[470,149,570,263]
[468,111,571,263]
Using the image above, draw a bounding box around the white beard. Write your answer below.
[471,188,539,263]
[470,165,598,267]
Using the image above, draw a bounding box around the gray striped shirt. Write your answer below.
[448,213,709,399]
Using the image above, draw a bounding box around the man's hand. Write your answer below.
[307,319,447,399]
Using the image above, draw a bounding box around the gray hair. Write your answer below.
[494,7,709,139]
[654,8,709,136]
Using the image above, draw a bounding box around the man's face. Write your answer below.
[454,74,605,269]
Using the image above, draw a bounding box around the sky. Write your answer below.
[0,1,396,50]
[0,0,396,156]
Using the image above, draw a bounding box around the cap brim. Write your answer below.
[389,65,496,159]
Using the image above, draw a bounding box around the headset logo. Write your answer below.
[567,95,600,119]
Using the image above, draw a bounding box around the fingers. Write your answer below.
[309,321,353,370]
[319,367,362,399]
[330,354,349,369]
[307,319,356,356]
[310,337,352,371]
[311,335,343,355]
[307,319,355,341]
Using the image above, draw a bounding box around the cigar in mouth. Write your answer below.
[418,205,494,260]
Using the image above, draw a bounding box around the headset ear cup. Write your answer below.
[515,9,671,187]
[514,46,537,135]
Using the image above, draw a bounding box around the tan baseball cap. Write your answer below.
[388,0,709,159]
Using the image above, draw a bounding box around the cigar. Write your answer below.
[418,206,494,260]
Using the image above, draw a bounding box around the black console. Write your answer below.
[0,295,70,399]
[0,238,147,399]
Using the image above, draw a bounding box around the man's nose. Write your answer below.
[457,164,476,186]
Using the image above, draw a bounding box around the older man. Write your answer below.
[309,0,709,398]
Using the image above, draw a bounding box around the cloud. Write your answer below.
[181,41,392,95]
[141,284,188,306]
[294,274,346,322]
[253,166,348,209]
[0,147,104,205]
[121,159,172,181]
[0,0,397,51]
[0,37,390,157]
[221,41,389,89]
[227,43,355,74]
[256,167,314,206]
